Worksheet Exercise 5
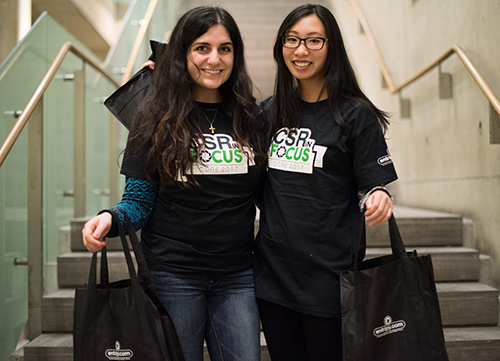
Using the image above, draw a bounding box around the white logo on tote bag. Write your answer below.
[105,341,133,360]
[373,315,406,338]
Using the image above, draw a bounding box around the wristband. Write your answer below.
[358,185,393,213]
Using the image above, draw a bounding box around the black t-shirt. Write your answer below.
[255,97,398,317]
[121,102,264,276]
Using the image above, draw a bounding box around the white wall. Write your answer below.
[330,0,500,287]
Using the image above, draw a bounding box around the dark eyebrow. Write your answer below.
[287,31,324,37]
[192,41,234,47]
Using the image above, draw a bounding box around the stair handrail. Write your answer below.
[348,0,500,116]
[0,41,120,168]
[0,1,163,342]
[0,0,160,169]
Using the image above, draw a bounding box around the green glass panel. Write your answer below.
[0,14,50,360]
[0,113,28,361]
[85,63,117,214]
[105,0,152,81]
[105,0,182,81]
[0,1,181,359]
[42,52,82,263]
[0,12,112,359]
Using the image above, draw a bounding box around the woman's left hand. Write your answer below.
[364,190,393,226]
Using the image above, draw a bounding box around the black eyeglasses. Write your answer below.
[282,35,328,50]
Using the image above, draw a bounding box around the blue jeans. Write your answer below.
[149,268,261,361]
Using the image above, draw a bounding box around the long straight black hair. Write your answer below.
[131,6,264,189]
[268,4,389,139]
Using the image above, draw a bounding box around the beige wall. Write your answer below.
[330,0,500,287]
[0,0,19,64]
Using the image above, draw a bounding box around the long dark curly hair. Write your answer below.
[268,4,389,140]
[129,6,264,190]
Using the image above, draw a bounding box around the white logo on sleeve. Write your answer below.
[268,127,326,174]
[377,148,393,166]
[373,315,406,338]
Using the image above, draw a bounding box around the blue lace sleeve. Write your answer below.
[105,177,157,236]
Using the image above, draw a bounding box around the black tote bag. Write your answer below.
[340,215,449,361]
[104,66,152,131]
[73,211,185,361]
[104,41,167,130]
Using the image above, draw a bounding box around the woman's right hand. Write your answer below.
[141,60,155,70]
[82,212,112,253]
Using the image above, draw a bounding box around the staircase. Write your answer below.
[13,216,270,361]
[9,0,500,359]
[11,206,500,361]
[366,206,500,360]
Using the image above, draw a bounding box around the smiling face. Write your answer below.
[187,25,234,103]
[282,14,328,95]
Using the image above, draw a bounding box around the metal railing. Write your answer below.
[0,42,120,168]
[0,0,160,343]
[0,0,160,168]
[349,0,500,129]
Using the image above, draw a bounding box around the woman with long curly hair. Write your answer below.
[82,6,265,361]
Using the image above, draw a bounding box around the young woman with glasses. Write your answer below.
[82,6,265,361]
[254,4,398,360]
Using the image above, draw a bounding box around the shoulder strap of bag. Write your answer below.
[388,215,408,259]
[353,213,408,271]
[87,243,107,288]
[88,249,99,288]
[108,211,144,285]
[100,246,109,284]
[123,216,152,286]
[109,210,161,345]
[352,214,366,271]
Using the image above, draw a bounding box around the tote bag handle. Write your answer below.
[353,214,409,271]
[87,211,151,288]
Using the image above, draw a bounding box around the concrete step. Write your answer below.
[444,327,500,361]
[57,251,136,288]
[437,283,499,327]
[41,281,498,334]
[9,347,23,361]
[22,334,72,361]
[365,247,480,282]
[18,327,500,361]
[367,206,464,247]
[42,289,75,333]
[70,217,90,252]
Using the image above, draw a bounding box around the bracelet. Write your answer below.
[358,185,393,213]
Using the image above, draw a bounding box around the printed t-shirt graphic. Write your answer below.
[256,97,398,318]
[269,127,393,174]
[268,127,327,174]
[184,133,255,177]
